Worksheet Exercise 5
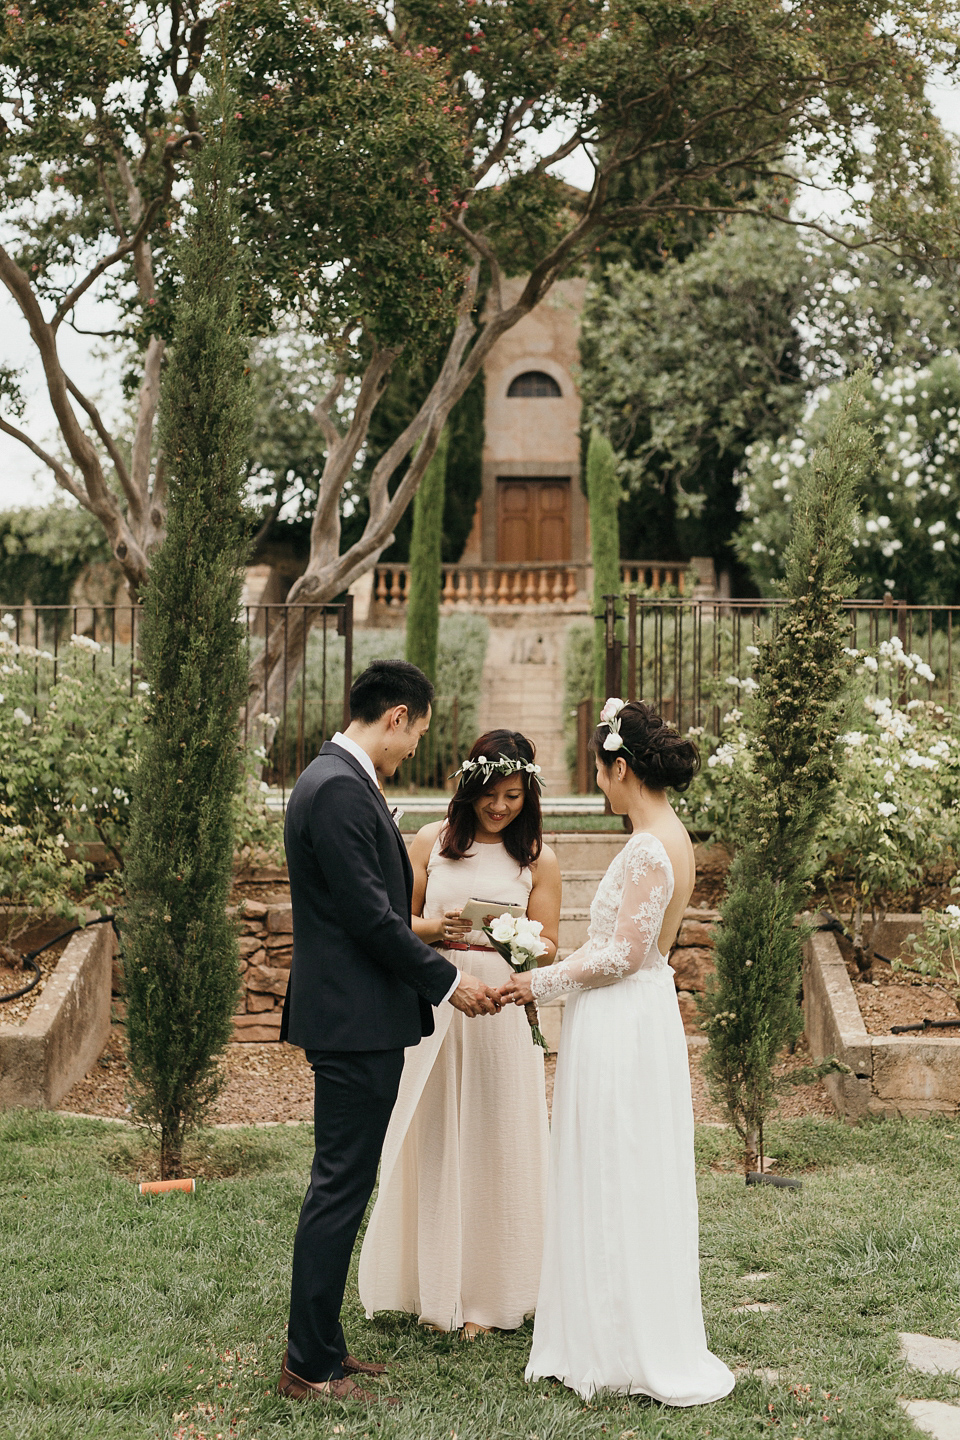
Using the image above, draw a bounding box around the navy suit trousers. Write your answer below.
[286,1047,406,1381]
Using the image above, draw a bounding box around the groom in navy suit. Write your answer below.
[278,660,500,1404]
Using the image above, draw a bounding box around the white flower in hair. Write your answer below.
[599,697,625,725]
[603,730,624,751]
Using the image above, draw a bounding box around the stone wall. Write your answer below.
[230,899,292,1042]
[223,897,722,1043]
[669,909,719,1032]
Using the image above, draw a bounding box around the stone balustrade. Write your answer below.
[371,559,688,612]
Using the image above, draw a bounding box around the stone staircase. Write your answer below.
[475,621,572,791]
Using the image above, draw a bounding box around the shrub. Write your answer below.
[405,426,448,684]
[700,374,869,1174]
[738,355,960,602]
[0,620,142,862]
[122,94,251,1179]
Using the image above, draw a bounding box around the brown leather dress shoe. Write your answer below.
[278,1359,397,1406]
[343,1354,388,1376]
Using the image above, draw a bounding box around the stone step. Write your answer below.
[542,832,628,869]
[559,907,590,948]
[559,869,604,907]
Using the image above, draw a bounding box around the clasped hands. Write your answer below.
[441,908,536,1018]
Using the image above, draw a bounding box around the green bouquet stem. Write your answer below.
[483,926,549,1050]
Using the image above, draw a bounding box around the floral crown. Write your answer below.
[450,752,544,792]
[599,697,634,758]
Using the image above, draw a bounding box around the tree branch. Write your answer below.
[64,374,138,514]
[0,416,87,506]
[310,372,346,451]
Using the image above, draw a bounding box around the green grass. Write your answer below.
[2,1110,960,1438]
[397,811,625,833]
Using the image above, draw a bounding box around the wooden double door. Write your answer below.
[497,477,571,562]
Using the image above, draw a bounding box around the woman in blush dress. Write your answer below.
[358,730,561,1339]
[500,700,735,1406]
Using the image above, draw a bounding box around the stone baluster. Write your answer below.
[484,569,497,605]
[565,567,578,601]
[497,570,511,605]
[442,568,456,604]
[375,567,389,605]
[552,568,565,602]
[524,569,538,604]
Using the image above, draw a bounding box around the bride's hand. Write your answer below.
[498,971,534,1006]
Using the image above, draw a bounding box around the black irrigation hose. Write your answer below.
[0,913,118,1004]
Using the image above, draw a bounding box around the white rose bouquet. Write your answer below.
[483,912,549,1049]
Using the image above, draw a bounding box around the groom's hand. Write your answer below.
[450,972,501,1017]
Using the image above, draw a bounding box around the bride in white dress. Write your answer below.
[500,699,735,1407]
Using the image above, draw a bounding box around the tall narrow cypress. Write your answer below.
[586,428,621,706]
[123,90,252,1179]
[699,375,871,1174]
[405,425,449,684]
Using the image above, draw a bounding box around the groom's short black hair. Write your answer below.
[349,659,435,725]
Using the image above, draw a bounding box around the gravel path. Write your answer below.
[59,1021,833,1127]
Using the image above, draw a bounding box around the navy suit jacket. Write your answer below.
[279,740,458,1052]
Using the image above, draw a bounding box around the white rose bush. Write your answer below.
[737,356,960,603]
[813,640,960,969]
[893,897,960,997]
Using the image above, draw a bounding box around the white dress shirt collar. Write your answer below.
[330,730,380,790]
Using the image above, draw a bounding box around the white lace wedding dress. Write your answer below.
[526,831,735,1405]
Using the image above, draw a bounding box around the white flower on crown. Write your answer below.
[599,697,625,725]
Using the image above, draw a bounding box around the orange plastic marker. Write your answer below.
[138,1178,196,1195]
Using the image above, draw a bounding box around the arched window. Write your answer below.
[507,370,562,398]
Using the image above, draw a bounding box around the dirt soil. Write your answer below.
[59,1018,833,1129]
[0,930,71,1026]
[832,929,960,1035]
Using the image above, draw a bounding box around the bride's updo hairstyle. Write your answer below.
[440,729,543,868]
[592,701,700,793]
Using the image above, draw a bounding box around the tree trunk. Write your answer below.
[160,1121,184,1181]
[745,1125,760,1176]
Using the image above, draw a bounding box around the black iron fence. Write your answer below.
[0,599,354,793]
[595,593,960,741]
[382,695,463,794]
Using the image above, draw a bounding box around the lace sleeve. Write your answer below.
[530,837,673,1003]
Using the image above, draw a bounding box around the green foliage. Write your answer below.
[813,655,960,959]
[0,622,141,861]
[122,95,252,1179]
[896,896,960,993]
[405,428,449,686]
[700,375,871,1169]
[229,0,469,349]
[739,356,960,602]
[0,803,89,946]
[586,429,620,706]
[0,504,112,607]
[582,218,960,579]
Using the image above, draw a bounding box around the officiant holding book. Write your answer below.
[278,660,502,1406]
[359,730,562,1339]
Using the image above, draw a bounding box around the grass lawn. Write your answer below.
[3,1111,960,1439]
[397,812,626,833]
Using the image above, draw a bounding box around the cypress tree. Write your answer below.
[586,428,621,706]
[405,425,449,684]
[123,87,252,1179]
[699,374,872,1173]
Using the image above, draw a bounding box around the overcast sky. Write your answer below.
[2,78,960,513]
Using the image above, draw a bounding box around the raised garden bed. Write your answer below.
[803,919,960,1119]
[0,921,114,1109]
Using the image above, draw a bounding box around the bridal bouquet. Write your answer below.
[483,913,549,1050]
